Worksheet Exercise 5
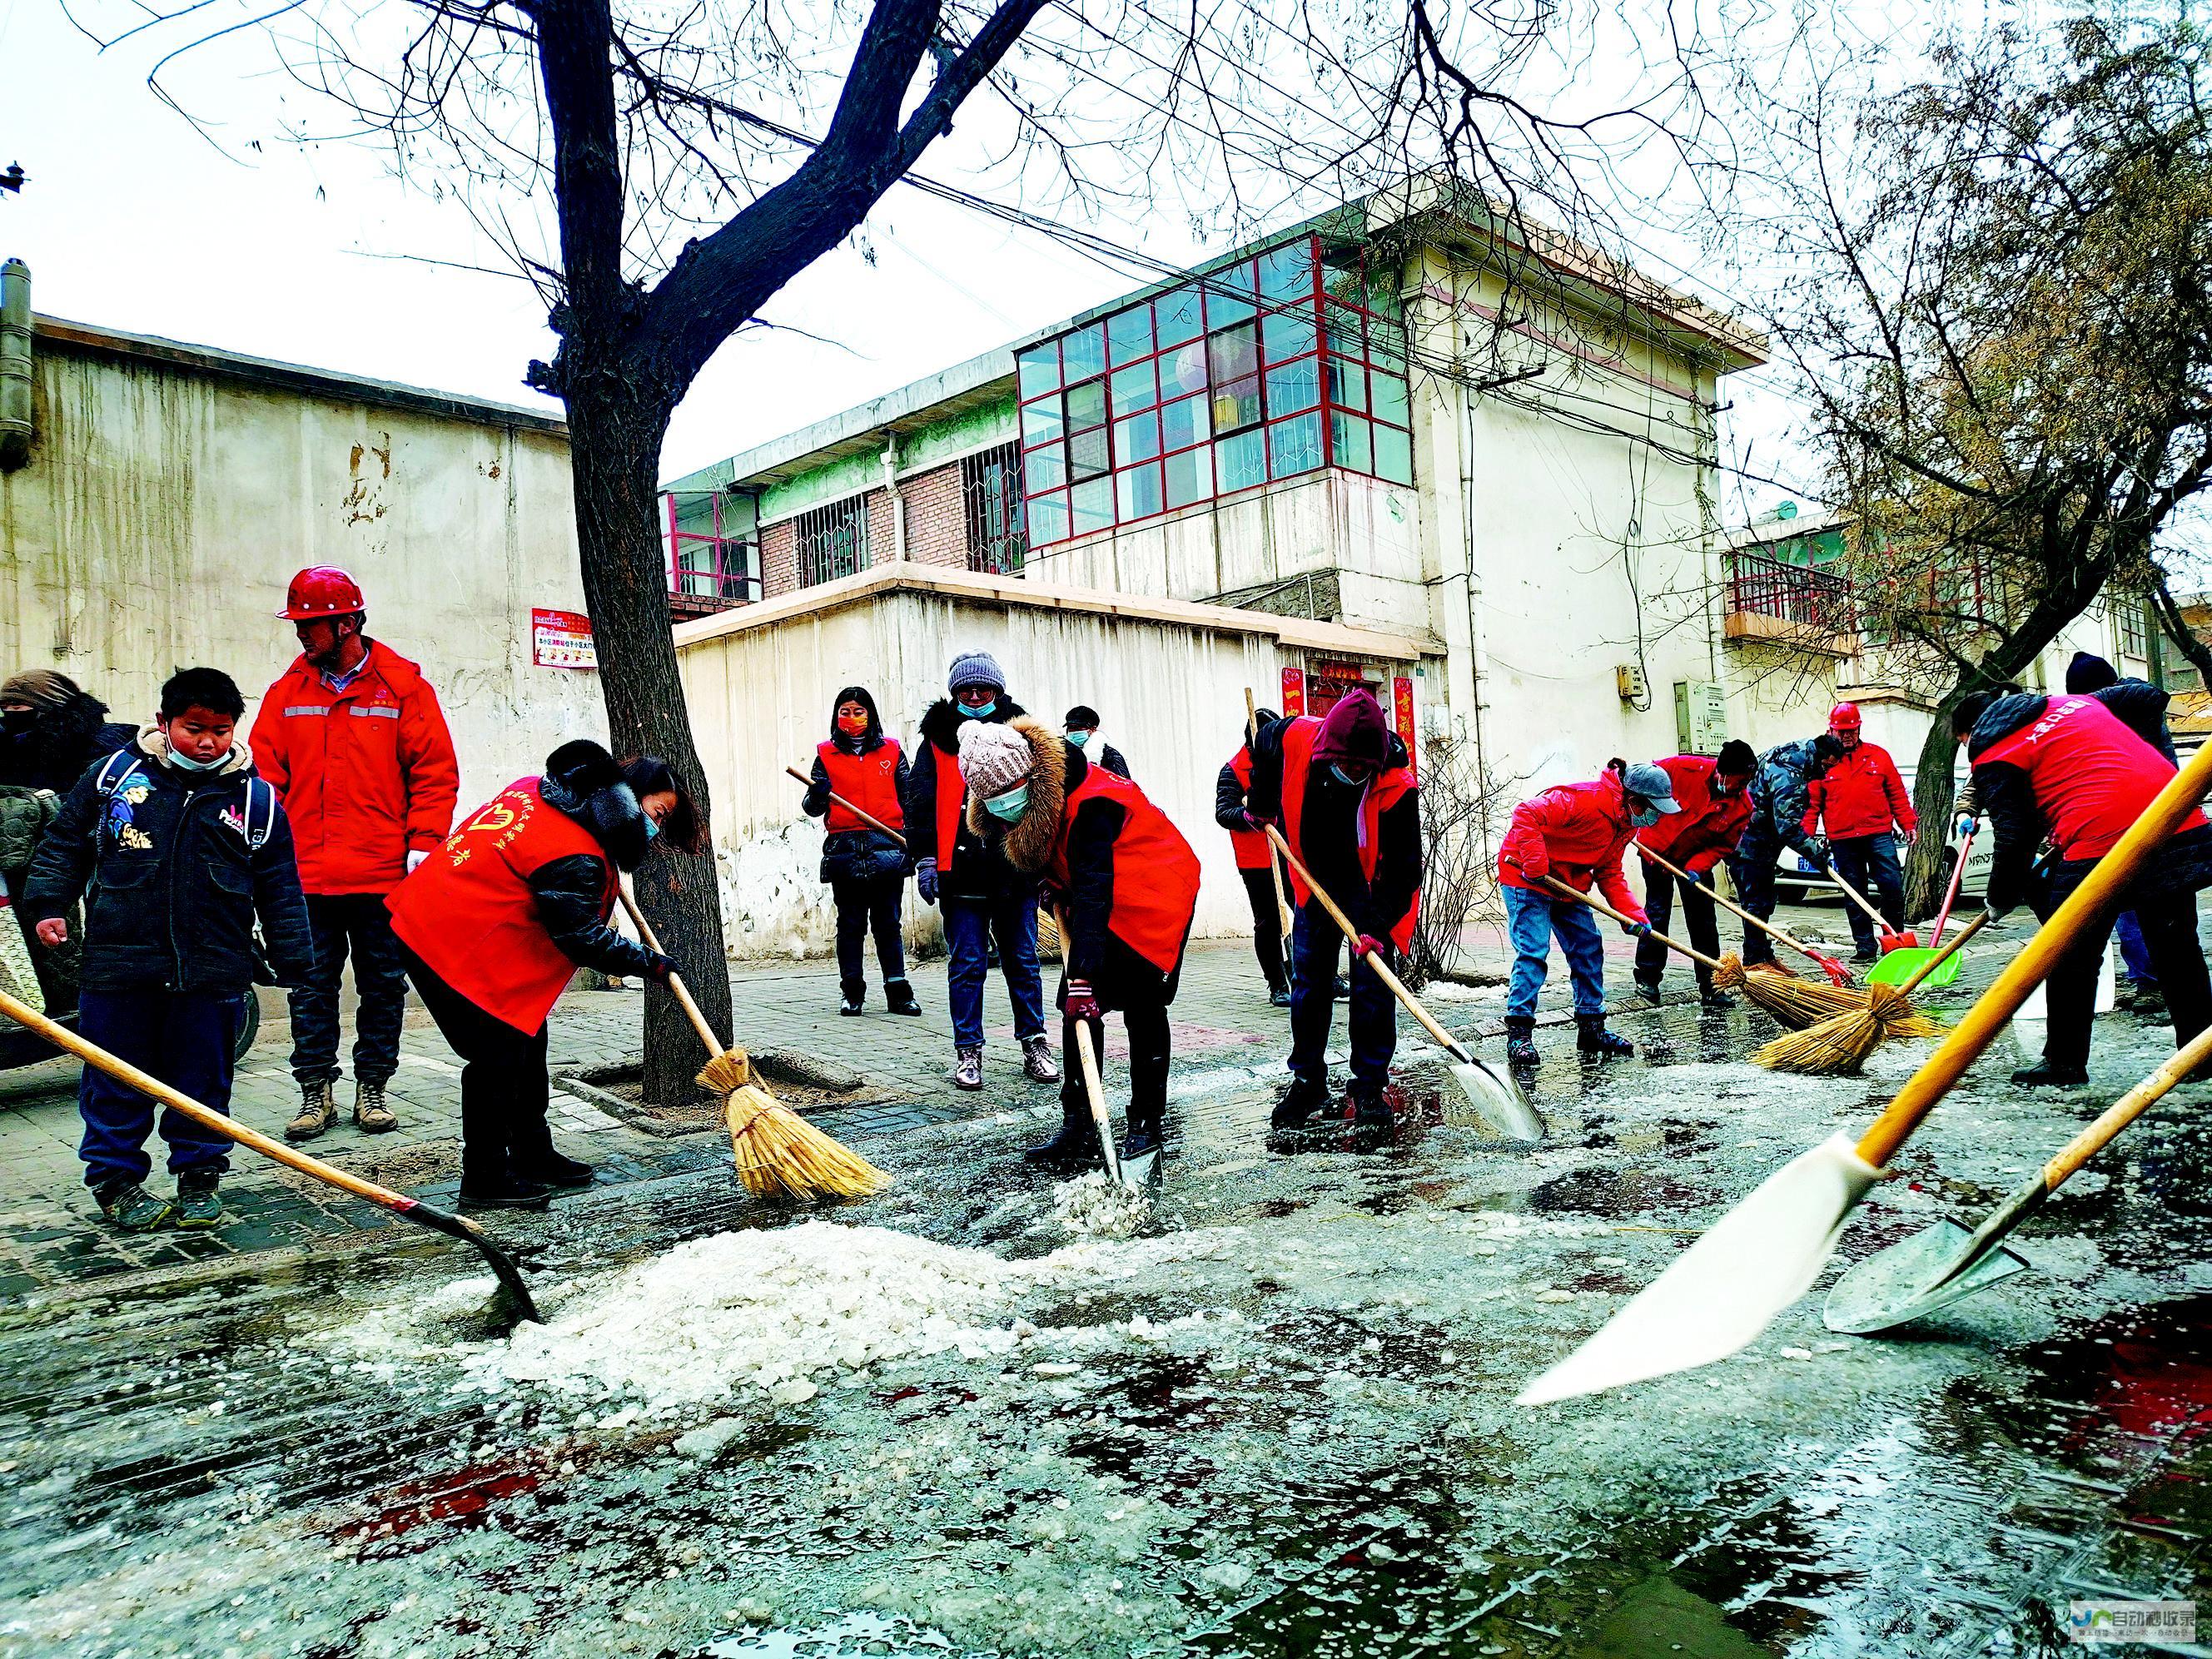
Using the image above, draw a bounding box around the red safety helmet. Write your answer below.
[277,566,366,621]
[1828,701,1863,733]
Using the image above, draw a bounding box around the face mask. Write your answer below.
[1,709,32,736]
[167,746,227,772]
[642,816,662,842]
[1066,729,1092,745]
[1328,763,1369,787]
[958,700,998,720]
[837,713,869,737]
[984,785,1031,822]
[1630,805,1661,828]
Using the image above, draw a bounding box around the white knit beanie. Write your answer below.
[957,722,1036,797]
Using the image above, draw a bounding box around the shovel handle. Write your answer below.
[1856,736,2212,1168]
[1638,846,1835,969]
[1930,827,1973,947]
[1822,866,1895,933]
[785,766,907,848]
[1054,906,1126,1184]
[616,882,725,1059]
[2046,1017,2212,1188]
[1263,827,1471,1062]
[1538,876,1727,974]
[1245,692,1295,937]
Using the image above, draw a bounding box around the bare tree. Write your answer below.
[1403,727,1521,989]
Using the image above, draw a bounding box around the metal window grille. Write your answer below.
[793,495,870,588]
[962,444,1026,574]
[2117,597,2151,660]
[1727,549,1852,632]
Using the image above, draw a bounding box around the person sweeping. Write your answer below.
[1727,733,1843,966]
[952,718,1199,1166]
[800,686,920,1018]
[1215,708,1293,1006]
[1631,740,1757,1009]
[1803,703,1916,961]
[385,741,702,1209]
[1497,761,1672,1065]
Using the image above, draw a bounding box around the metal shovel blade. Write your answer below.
[1822,1219,2031,1334]
[1516,1134,1882,1405]
[1446,1053,1545,1144]
[1121,1145,1161,1191]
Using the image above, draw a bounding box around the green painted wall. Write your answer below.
[757,395,1017,525]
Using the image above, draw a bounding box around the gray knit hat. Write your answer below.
[947,651,1007,695]
[958,722,1035,797]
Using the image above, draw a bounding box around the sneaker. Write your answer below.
[1268,986,1294,1008]
[1270,1075,1330,1131]
[1021,1035,1061,1085]
[2011,1061,2089,1088]
[173,1170,223,1229]
[952,1046,983,1090]
[511,1150,595,1188]
[1633,978,1663,1006]
[885,980,923,1016]
[286,1080,336,1142]
[353,1080,398,1135]
[96,1181,173,1232]
[457,1176,554,1212]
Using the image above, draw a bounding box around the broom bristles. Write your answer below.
[700,1046,889,1201]
[1754,982,1947,1073]
[1717,951,1868,1027]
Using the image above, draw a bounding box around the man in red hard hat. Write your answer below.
[254,568,459,1140]
[1802,701,1916,961]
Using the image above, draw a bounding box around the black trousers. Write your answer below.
[290,892,409,1086]
[1238,865,1289,992]
[1058,937,1177,1130]
[399,943,552,1189]
[1633,860,1720,992]
[831,873,907,992]
[2040,875,2212,1072]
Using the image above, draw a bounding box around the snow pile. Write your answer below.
[1051,1170,1151,1239]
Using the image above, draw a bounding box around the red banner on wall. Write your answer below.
[1394,676,1417,777]
[531,608,597,670]
[1280,666,1305,716]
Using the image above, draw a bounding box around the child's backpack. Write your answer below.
[92,751,277,854]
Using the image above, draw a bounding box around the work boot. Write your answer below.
[1853,946,1881,964]
[1121,1114,1165,1163]
[839,978,866,1017]
[1347,1081,1394,1142]
[1504,1016,1539,1069]
[173,1169,223,1230]
[1025,1099,1103,1166]
[952,1046,984,1090]
[1633,976,1663,1006]
[457,1175,554,1212]
[96,1181,173,1232]
[1022,1035,1061,1085]
[2011,1061,2089,1089]
[1576,1014,1634,1059]
[1331,976,1352,1000]
[354,1080,398,1135]
[1699,985,1737,1010]
[885,979,922,1016]
[1268,984,1294,1008]
[286,1079,336,1142]
[1270,1075,1330,1132]
[512,1150,595,1188]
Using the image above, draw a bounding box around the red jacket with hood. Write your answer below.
[1803,740,1916,841]
[1637,755,1752,875]
[1498,768,1648,922]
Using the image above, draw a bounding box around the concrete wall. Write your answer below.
[0,325,603,814]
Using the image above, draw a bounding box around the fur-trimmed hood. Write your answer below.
[965,716,1078,873]
[136,721,255,777]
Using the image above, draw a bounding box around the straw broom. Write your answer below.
[618,885,888,1201]
[1755,914,1989,1075]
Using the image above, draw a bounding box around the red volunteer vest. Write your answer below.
[1050,765,1201,974]
[818,738,905,834]
[1279,716,1420,951]
[1976,696,2205,862]
[1226,746,1269,871]
[932,746,966,873]
[386,777,614,1034]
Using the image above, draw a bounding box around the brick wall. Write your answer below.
[867,489,897,574]
[902,460,968,570]
[760,518,798,599]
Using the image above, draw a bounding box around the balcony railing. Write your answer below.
[1725,550,1857,653]
[664,492,759,616]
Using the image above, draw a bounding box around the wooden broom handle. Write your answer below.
[1538,875,1729,973]
[1638,845,1831,962]
[616,882,723,1057]
[1895,911,1991,995]
[1264,826,1474,1062]
[784,765,907,848]
[2044,1018,2212,1188]
[1822,863,1893,931]
[1246,689,1294,936]
[1857,736,2212,1167]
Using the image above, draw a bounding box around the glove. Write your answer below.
[915,857,938,904]
[1981,902,2011,925]
[1355,933,1387,961]
[405,848,430,874]
[645,952,679,983]
[1621,919,1651,938]
[1806,836,1831,867]
[1956,813,1978,839]
[1236,811,1265,835]
[1065,978,1101,1022]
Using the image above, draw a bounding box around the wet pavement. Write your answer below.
[7,918,2212,1656]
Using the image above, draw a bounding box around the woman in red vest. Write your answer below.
[1214,708,1294,1006]
[801,686,920,1018]
[955,718,1200,1165]
[386,741,702,1210]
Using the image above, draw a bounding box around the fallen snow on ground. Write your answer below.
[1051,1169,1152,1238]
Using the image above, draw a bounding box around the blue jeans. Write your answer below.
[2118,911,2157,986]
[77,989,242,1190]
[1829,833,1904,955]
[1287,899,1396,1088]
[943,893,1045,1049]
[1504,885,1608,1020]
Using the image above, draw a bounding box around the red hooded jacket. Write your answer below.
[251,638,460,896]
[1804,740,1916,841]
[1637,756,1753,875]
[1498,768,1648,922]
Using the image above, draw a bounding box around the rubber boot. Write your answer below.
[1576,1013,1634,1059]
[1121,1110,1165,1163]
[1633,976,1663,1006]
[1026,1097,1104,1166]
[885,979,922,1016]
[1348,1080,1394,1145]
[1504,1015,1539,1069]
[1270,1074,1330,1132]
[839,977,866,1016]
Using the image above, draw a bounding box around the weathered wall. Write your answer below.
[0,330,603,814]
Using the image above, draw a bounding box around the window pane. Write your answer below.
[1322,249,1365,305]
[1375,423,1414,485]
[1370,315,1409,375]
[1215,428,1265,494]
[1325,301,1364,358]
[1262,308,1317,364]
[1021,396,1063,447]
[1114,410,1160,464]
[1065,377,1107,433]
[1071,476,1114,534]
[1160,340,1209,399]
[1166,445,1212,509]
[1257,238,1315,302]
[1106,304,1154,366]
[1061,322,1106,382]
[1265,356,1320,418]
[1364,261,1402,318]
[1208,321,1258,383]
[1330,410,1373,474]
[1161,392,1210,454]
[1269,412,1324,479]
[1204,261,1256,329]
[1025,442,1067,492]
[1370,370,1411,429]
[1111,359,1158,419]
[1068,425,1110,484]
[1018,343,1061,399]
[1027,490,1070,545]
[1213,375,1262,435]
[1326,356,1367,413]
[1116,461,1164,522]
[1156,284,1204,349]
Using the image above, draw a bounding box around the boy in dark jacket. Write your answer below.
[22,668,316,1231]
[802,685,920,1017]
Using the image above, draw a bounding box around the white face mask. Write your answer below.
[166,745,227,772]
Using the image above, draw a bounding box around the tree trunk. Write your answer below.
[563,381,735,1104]
[1901,700,1967,918]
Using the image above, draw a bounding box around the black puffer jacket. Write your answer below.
[0,689,137,796]
[1245,715,1421,941]
[904,697,1036,902]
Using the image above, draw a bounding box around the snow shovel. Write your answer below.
[783,765,907,848]
[1867,827,1976,991]
[1827,1017,2212,1334]
[1638,846,1852,986]
[0,986,542,1329]
[1515,733,2212,1406]
[1050,906,1146,1189]
[1265,827,1543,1143]
[1822,865,1916,952]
